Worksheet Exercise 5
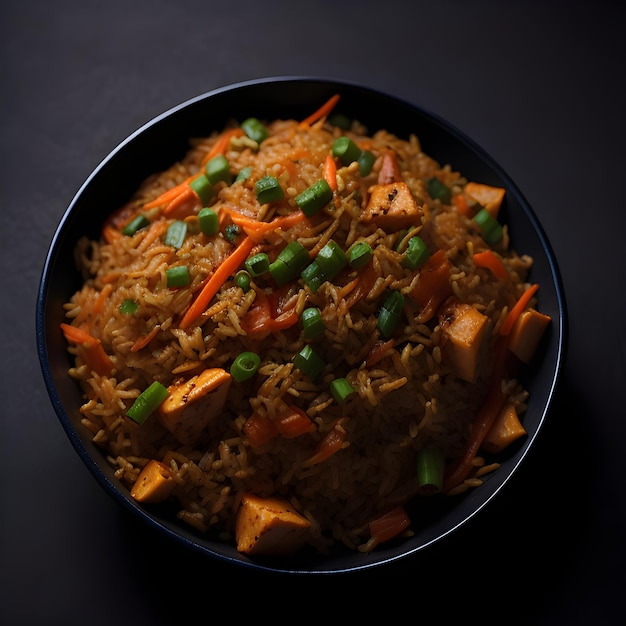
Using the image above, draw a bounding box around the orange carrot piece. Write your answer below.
[365,339,395,367]
[162,186,198,217]
[323,153,338,191]
[223,208,307,242]
[452,194,473,216]
[137,219,169,251]
[130,325,160,352]
[464,182,506,217]
[142,175,197,210]
[499,283,539,337]
[368,506,411,544]
[299,93,340,128]
[201,128,244,165]
[179,235,255,330]
[242,412,279,448]
[304,425,345,466]
[102,224,123,244]
[473,250,509,281]
[60,323,114,376]
[275,405,316,439]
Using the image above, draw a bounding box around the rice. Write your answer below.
[61,100,539,555]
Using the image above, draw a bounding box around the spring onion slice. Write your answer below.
[241,117,269,144]
[295,179,333,217]
[300,261,325,293]
[402,236,430,270]
[427,177,451,204]
[126,381,169,425]
[416,446,445,494]
[473,208,503,244]
[294,344,325,382]
[235,270,251,292]
[348,241,373,268]
[314,240,347,281]
[330,378,356,404]
[205,154,232,185]
[119,299,138,315]
[377,290,405,339]
[245,252,270,277]
[198,207,219,235]
[189,174,214,205]
[122,214,150,236]
[230,351,261,382]
[164,220,187,249]
[255,175,284,204]
[166,265,190,288]
[358,150,375,176]
[331,136,361,165]
[301,307,324,338]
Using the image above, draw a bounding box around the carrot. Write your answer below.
[407,249,453,323]
[275,405,316,438]
[452,194,473,216]
[323,153,338,191]
[299,93,340,128]
[303,425,346,466]
[473,250,509,281]
[142,175,197,210]
[201,128,244,165]
[223,208,308,242]
[499,283,539,337]
[137,219,169,251]
[179,235,255,330]
[365,338,395,367]
[60,323,114,377]
[161,186,198,218]
[130,325,160,352]
[242,412,279,449]
[368,506,411,544]
[464,182,506,218]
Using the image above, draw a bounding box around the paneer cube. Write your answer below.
[362,181,424,231]
[156,368,231,444]
[507,308,551,364]
[235,493,312,556]
[482,402,527,454]
[130,459,176,503]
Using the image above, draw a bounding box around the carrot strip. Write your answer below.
[137,219,169,251]
[223,208,307,242]
[473,250,509,281]
[130,325,160,352]
[275,405,316,438]
[179,235,255,330]
[299,93,340,128]
[368,506,411,544]
[142,175,197,210]
[60,323,114,376]
[323,153,338,191]
[452,194,473,217]
[303,425,346,466]
[499,283,539,336]
[162,186,197,217]
[102,224,123,244]
[201,128,244,165]
[242,412,279,449]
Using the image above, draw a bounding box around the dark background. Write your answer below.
[2,1,625,623]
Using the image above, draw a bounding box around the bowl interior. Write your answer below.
[36,77,567,574]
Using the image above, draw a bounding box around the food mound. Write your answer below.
[61,95,550,557]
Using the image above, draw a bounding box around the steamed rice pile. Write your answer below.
[62,101,537,555]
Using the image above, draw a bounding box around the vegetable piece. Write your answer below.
[241,287,299,337]
[377,149,402,185]
[126,381,170,425]
[244,252,270,278]
[301,306,324,338]
[482,402,527,454]
[331,136,361,165]
[473,208,503,245]
[241,117,269,144]
[119,299,138,315]
[230,351,261,382]
[235,270,251,293]
[464,182,506,218]
[122,214,150,236]
[223,208,307,243]
[275,404,316,438]
[303,424,346,466]
[300,261,325,293]
[164,220,187,249]
[165,265,190,288]
[224,223,240,242]
[330,378,356,404]
[179,235,255,330]
[205,154,231,185]
[328,112,351,129]
[201,127,245,165]
[368,506,411,544]
[416,446,445,494]
[473,250,509,281]
[294,344,325,381]
[438,297,491,383]
[197,206,219,236]
[130,325,160,353]
[507,307,551,363]
[377,290,405,339]
[130,460,176,504]
[499,283,539,337]
[156,368,232,444]
[314,240,348,281]
[269,240,310,286]
[323,153,338,191]
[402,236,430,270]
[189,174,214,205]
[348,241,373,268]
[407,249,453,323]
[426,177,451,203]
[363,182,424,230]
[235,493,312,556]
[358,149,375,176]
[254,175,284,204]
[235,166,253,184]
[242,412,279,449]
[295,179,333,217]
[299,93,340,128]
[60,323,114,377]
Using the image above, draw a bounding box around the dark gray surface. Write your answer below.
[2,1,624,623]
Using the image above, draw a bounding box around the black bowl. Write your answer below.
[36,77,567,574]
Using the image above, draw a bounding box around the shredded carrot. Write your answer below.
[275,405,316,438]
[242,412,279,449]
[130,325,160,352]
[93,283,113,315]
[499,283,539,336]
[179,235,255,330]
[473,250,509,281]
[142,175,197,210]
[162,186,198,218]
[223,208,307,242]
[368,506,411,544]
[303,425,346,466]
[201,128,244,166]
[137,219,169,251]
[452,194,473,216]
[102,224,123,244]
[365,339,395,367]
[323,153,338,191]
[60,323,114,377]
[299,93,340,128]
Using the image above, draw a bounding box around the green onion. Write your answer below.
[189,174,214,205]
[402,236,430,270]
[348,241,373,268]
[126,381,169,425]
[235,270,251,293]
[235,166,253,184]
[122,214,150,236]
[328,112,351,130]
[205,154,232,185]
[164,220,187,249]
[268,258,291,287]
[293,344,325,382]
[300,261,325,293]
[473,208,503,244]
[301,307,324,338]
[416,446,445,494]
[330,378,356,404]
[377,290,405,339]
[331,136,362,165]
[241,117,269,144]
[224,223,240,242]
[295,179,333,217]
[119,299,138,315]
[245,252,270,277]
[166,265,190,288]
[269,241,310,286]
[358,150,375,176]
[427,177,451,204]
[198,207,219,236]
[255,175,284,204]
[314,240,347,281]
[230,351,261,382]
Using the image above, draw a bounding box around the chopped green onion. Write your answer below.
[164,220,188,249]
[416,446,445,494]
[241,117,269,144]
[294,344,325,382]
[328,112,351,130]
[300,261,325,293]
[427,177,451,204]
[331,136,362,165]
[235,270,251,293]
[245,252,270,277]
[235,166,253,184]
[269,241,310,286]
[230,351,261,382]
[122,214,150,236]
[189,174,214,205]
[358,150,375,176]
[314,240,347,281]
[166,265,190,288]
[224,223,240,242]
[119,299,138,315]
[473,208,503,244]
[402,236,430,270]
[198,207,219,236]
[301,307,324,338]
[126,381,169,425]
[295,179,333,217]
[205,154,232,185]
[377,290,405,339]
[255,175,284,204]
[348,241,373,268]
[268,258,291,287]
[330,378,356,404]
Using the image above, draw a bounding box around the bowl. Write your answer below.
[36,76,567,574]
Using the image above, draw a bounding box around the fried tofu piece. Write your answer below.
[130,460,176,503]
[235,493,312,556]
[482,402,527,454]
[156,368,232,445]
[362,181,424,231]
[507,308,551,364]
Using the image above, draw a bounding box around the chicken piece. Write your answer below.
[235,493,312,556]
[362,181,424,231]
[130,460,176,503]
[156,368,232,445]
[507,308,551,364]
[482,402,527,454]
[439,297,491,383]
